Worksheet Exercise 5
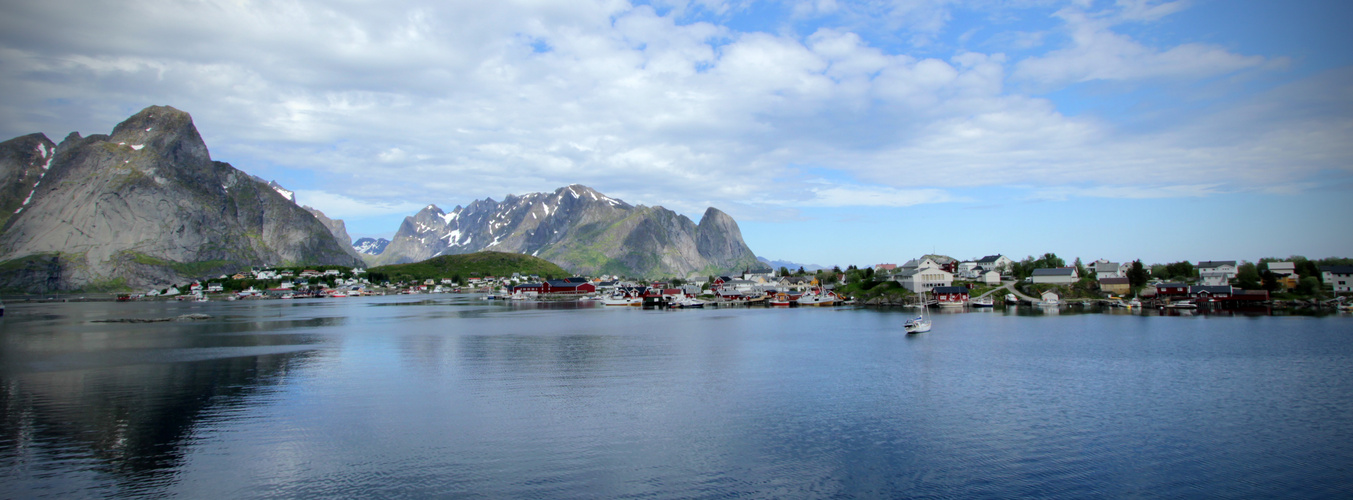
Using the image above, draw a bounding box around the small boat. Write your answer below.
[970,296,994,307]
[1005,293,1019,305]
[1165,300,1196,309]
[1127,298,1141,308]
[768,293,794,307]
[904,292,932,334]
[675,297,706,308]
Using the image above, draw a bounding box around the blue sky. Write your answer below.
[2,0,1350,268]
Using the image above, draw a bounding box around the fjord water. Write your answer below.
[2,297,1351,498]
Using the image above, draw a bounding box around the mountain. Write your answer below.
[0,133,55,230]
[758,257,823,272]
[0,105,363,292]
[353,237,390,255]
[368,251,569,282]
[372,184,760,278]
[302,204,365,262]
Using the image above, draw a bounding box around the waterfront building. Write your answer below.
[894,267,954,293]
[1099,277,1130,295]
[932,286,970,306]
[1031,267,1078,285]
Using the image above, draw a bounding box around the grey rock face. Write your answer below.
[373,184,760,278]
[0,105,363,292]
[303,205,365,262]
[0,133,57,229]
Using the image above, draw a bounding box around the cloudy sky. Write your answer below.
[2,0,1350,267]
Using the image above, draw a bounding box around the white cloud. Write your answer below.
[0,0,1347,230]
[293,190,427,220]
[1014,4,1269,86]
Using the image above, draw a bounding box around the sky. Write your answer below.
[2,0,1350,268]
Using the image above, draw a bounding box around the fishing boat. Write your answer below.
[970,295,994,307]
[768,292,794,307]
[904,292,932,334]
[601,291,641,306]
[797,288,839,307]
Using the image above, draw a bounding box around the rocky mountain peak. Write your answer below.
[108,105,210,169]
[370,185,759,278]
[0,105,363,292]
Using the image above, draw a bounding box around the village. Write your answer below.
[116,254,1353,312]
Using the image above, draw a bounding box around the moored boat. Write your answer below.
[970,296,994,307]
[904,292,931,334]
[1005,293,1019,305]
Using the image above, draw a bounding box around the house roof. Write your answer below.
[976,254,1005,264]
[931,286,969,294]
[1099,277,1130,285]
[1190,285,1233,294]
[1157,282,1187,288]
[1031,267,1076,276]
[1320,265,1353,274]
[1198,261,1236,268]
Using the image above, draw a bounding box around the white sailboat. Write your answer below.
[904,292,932,334]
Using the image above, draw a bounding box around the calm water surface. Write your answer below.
[2,296,1351,498]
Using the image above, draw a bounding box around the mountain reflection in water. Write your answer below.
[1,296,1350,498]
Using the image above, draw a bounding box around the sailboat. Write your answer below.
[904,292,932,334]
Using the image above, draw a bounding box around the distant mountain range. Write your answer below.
[353,237,390,255]
[758,257,824,272]
[0,106,765,290]
[0,106,362,292]
[370,184,761,279]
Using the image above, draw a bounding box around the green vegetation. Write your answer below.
[123,252,234,278]
[368,251,569,284]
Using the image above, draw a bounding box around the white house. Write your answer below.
[981,270,1001,285]
[1198,261,1238,286]
[1031,267,1079,285]
[900,258,942,272]
[1322,265,1353,292]
[895,267,954,293]
[1090,259,1126,278]
[975,254,1015,274]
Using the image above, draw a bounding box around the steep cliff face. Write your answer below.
[0,105,362,292]
[303,205,365,262]
[0,133,58,229]
[373,184,760,278]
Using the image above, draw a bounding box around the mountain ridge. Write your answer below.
[372,184,760,278]
[0,105,363,292]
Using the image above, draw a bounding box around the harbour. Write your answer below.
[2,295,1351,498]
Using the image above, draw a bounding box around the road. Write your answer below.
[975,280,1038,303]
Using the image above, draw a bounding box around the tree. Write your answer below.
[1260,268,1279,293]
[1236,262,1260,290]
[1163,261,1195,281]
[1128,260,1149,288]
[1296,276,1320,296]
[1074,257,1087,278]
[1296,259,1322,283]
[779,266,790,277]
